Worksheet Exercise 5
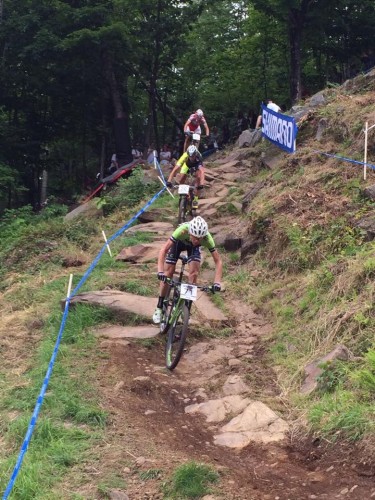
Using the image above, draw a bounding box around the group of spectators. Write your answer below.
[107,99,282,174]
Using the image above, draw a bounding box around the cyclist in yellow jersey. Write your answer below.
[166,145,205,209]
[153,216,222,324]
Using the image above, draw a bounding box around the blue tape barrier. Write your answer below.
[314,150,375,171]
[2,186,166,499]
[2,298,71,500]
[153,155,166,185]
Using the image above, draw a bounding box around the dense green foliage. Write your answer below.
[0,0,374,210]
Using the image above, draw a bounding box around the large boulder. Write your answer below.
[238,129,262,148]
[64,199,103,221]
[300,344,353,394]
[354,213,375,240]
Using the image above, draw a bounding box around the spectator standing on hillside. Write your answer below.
[147,147,157,165]
[255,99,282,129]
[132,144,143,160]
[108,153,119,173]
[159,144,172,165]
[237,112,249,135]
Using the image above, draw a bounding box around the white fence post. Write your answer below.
[364,122,375,181]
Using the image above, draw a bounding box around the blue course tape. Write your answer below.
[71,186,166,296]
[154,157,166,185]
[2,298,71,500]
[314,150,375,171]
[2,186,166,499]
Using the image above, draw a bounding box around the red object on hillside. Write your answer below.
[82,159,144,204]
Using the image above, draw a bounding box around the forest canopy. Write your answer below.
[0,0,374,210]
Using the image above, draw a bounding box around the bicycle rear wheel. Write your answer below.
[165,302,190,370]
[178,196,187,224]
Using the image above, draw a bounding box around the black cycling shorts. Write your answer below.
[165,240,201,265]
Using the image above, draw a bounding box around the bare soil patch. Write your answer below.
[91,335,375,499]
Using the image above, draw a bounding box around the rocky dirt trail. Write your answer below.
[71,153,375,499]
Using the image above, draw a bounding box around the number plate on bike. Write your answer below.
[178,184,190,195]
[180,284,197,301]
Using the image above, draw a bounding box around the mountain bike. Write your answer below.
[175,183,197,224]
[159,255,217,370]
[185,131,202,149]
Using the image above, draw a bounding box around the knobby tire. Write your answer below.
[178,195,187,224]
[165,302,190,370]
[190,200,197,219]
[159,286,172,335]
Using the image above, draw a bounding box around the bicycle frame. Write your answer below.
[162,254,216,370]
[177,183,196,224]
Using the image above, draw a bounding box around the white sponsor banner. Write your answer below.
[261,104,298,153]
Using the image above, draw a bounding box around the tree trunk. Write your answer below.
[40,169,48,205]
[102,49,133,166]
[288,8,303,103]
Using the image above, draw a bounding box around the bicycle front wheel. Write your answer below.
[160,286,172,335]
[178,196,187,224]
[165,302,189,370]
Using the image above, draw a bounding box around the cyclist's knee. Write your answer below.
[164,264,175,277]
[188,267,199,283]
[165,269,174,278]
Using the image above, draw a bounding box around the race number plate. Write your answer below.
[178,184,190,195]
[180,284,197,301]
[192,133,200,141]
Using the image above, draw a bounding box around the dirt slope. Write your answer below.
[72,150,375,499]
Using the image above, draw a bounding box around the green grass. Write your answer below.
[308,391,374,441]
[164,461,219,499]
[0,304,115,497]
[139,468,161,480]
[192,325,234,339]
[97,473,127,497]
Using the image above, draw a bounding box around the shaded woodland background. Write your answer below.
[0,0,374,210]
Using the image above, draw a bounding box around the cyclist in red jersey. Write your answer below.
[183,109,210,152]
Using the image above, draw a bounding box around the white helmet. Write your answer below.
[196,109,204,117]
[189,216,208,238]
[187,145,198,157]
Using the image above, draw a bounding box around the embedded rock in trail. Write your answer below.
[137,208,172,223]
[69,290,156,320]
[213,160,242,171]
[116,242,161,263]
[94,325,158,339]
[185,395,251,423]
[213,231,242,251]
[222,375,250,396]
[125,221,174,234]
[198,197,224,210]
[213,186,229,198]
[214,401,288,448]
[193,292,228,322]
[69,289,227,325]
[181,341,233,368]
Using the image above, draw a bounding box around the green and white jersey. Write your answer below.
[170,223,216,252]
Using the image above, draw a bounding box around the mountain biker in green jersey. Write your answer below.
[153,216,222,324]
[166,145,205,209]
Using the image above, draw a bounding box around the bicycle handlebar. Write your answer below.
[170,183,195,190]
[164,277,218,294]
